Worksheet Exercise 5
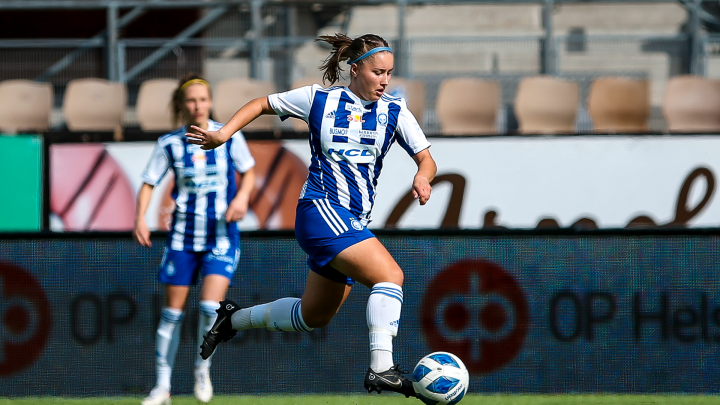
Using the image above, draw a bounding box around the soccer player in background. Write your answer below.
[133,74,257,405]
[186,33,437,398]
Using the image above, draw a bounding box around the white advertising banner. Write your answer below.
[50,135,720,231]
[285,135,720,229]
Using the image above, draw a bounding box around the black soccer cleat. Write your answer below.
[200,299,240,360]
[364,364,416,398]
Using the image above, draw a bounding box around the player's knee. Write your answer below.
[384,267,404,287]
[302,310,335,328]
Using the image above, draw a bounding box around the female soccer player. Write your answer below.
[134,74,256,405]
[187,33,436,398]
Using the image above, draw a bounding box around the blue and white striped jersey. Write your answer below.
[142,120,255,252]
[269,84,431,226]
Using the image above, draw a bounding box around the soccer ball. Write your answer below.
[411,351,469,405]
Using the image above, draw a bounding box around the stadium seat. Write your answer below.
[0,80,53,134]
[514,75,579,134]
[214,78,278,131]
[587,77,650,133]
[663,75,720,133]
[386,77,426,128]
[62,78,127,131]
[435,77,500,135]
[135,78,178,132]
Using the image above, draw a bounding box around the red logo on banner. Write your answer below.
[0,262,52,376]
[421,259,528,374]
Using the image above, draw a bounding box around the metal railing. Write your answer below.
[0,0,711,132]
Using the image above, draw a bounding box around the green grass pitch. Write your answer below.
[2,395,720,405]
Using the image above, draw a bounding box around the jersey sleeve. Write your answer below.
[394,99,431,156]
[229,132,256,173]
[267,85,318,122]
[141,141,171,186]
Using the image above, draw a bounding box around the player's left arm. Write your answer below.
[396,100,436,206]
[226,166,256,223]
[412,148,436,205]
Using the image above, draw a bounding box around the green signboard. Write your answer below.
[0,134,42,231]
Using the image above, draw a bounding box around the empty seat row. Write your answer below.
[0,78,126,134]
[437,75,720,134]
[0,75,718,135]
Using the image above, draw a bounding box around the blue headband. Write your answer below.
[347,47,392,65]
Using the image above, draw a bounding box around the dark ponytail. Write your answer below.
[315,33,390,85]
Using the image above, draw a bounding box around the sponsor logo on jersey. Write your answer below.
[359,130,378,139]
[345,104,365,114]
[325,110,336,119]
[347,113,364,123]
[191,153,206,162]
[377,112,388,125]
[325,142,377,164]
[181,177,223,190]
[329,127,349,136]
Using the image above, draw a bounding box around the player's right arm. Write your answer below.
[186,96,275,150]
[185,85,316,150]
[135,139,171,247]
[133,183,155,247]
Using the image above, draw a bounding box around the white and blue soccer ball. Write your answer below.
[411,351,469,405]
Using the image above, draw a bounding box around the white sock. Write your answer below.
[231,307,254,330]
[195,300,219,369]
[231,298,313,332]
[367,282,403,372]
[156,307,184,390]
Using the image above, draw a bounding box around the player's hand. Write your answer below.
[133,220,152,247]
[185,125,227,150]
[412,175,432,205]
[225,197,249,222]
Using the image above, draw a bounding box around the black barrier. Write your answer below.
[1,230,720,396]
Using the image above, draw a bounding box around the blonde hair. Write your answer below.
[171,73,211,126]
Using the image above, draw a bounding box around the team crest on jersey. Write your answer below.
[325,110,336,119]
[350,218,363,231]
[377,112,388,125]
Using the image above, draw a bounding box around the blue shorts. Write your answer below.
[295,199,375,285]
[158,245,240,286]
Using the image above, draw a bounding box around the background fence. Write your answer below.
[0,0,712,131]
